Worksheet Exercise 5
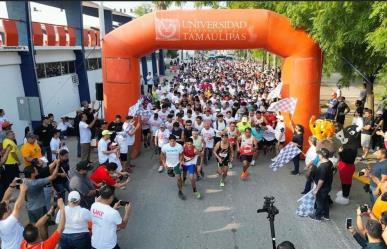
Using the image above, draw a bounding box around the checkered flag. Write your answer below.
[128,98,143,116]
[270,142,301,171]
[267,97,298,114]
[267,82,282,100]
[296,187,316,217]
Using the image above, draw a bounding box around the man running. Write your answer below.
[225,121,240,169]
[213,133,234,187]
[182,138,202,199]
[160,135,185,200]
[192,128,205,179]
[155,123,170,173]
[239,128,257,180]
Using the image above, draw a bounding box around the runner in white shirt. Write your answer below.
[0,179,26,249]
[201,121,215,164]
[262,123,276,155]
[149,113,162,145]
[193,116,204,132]
[91,186,131,249]
[155,123,170,172]
[158,105,169,122]
[160,135,186,200]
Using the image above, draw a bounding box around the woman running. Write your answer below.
[213,133,234,187]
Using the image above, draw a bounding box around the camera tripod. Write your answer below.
[257,196,279,249]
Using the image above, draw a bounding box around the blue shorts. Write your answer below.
[183,164,196,175]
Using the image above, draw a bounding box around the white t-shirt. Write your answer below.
[305,145,317,166]
[79,121,91,144]
[263,126,275,141]
[108,153,122,172]
[98,138,110,164]
[149,117,162,135]
[50,137,61,160]
[201,128,215,148]
[274,122,285,142]
[91,202,122,249]
[123,122,135,146]
[115,133,127,154]
[0,215,23,249]
[156,129,170,148]
[161,143,183,168]
[55,205,91,234]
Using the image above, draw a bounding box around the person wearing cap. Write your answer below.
[309,148,334,222]
[122,115,140,169]
[70,161,96,209]
[79,112,98,162]
[20,133,43,167]
[236,116,251,134]
[98,130,115,165]
[160,135,186,200]
[55,191,92,249]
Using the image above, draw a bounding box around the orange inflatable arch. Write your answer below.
[102,9,322,158]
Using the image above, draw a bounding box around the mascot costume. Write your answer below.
[334,125,360,205]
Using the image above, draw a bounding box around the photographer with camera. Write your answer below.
[55,191,92,249]
[0,179,27,249]
[309,148,334,222]
[347,206,386,249]
[91,185,132,249]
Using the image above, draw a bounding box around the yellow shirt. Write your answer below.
[20,142,42,167]
[372,195,387,220]
[237,122,251,133]
[2,138,18,164]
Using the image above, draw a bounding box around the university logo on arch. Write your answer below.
[155,18,180,41]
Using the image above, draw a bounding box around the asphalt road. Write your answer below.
[67,137,368,249]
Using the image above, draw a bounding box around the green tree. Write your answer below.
[133,3,153,17]
[226,1,386,110]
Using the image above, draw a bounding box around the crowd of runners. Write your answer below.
[138,55,292,200]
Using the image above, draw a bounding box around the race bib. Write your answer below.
[219,152,228,158]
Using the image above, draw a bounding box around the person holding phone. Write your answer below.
[91,185,132,249]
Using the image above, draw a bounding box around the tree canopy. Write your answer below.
[226,1,386,88]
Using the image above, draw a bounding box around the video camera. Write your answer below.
[257,196,279,217]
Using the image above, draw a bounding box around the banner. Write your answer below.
[128,98,142,116]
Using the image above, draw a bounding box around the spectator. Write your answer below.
[49,129,62,160]
[90,162,130,189]
[290,123,304,175]
[70,161,96,209]
[90,185,132,249]
[20,198,66,249]
[21,133,42,167]
[108,115,123,141]
[57,116,73,139]
[359,83,368,108]
[34,117,55,163]
[310,148,334,221]
[73,109,83,158]
[348,207,386,249]
[373,111,385,150]
[1,130,21,193]
[301,136,319,194]
[0,179,27,249]
[53,149,71,200]
[361,109,374,160]
[367,148,387,205]
[372,192,387,220]
[79,112,98,162]
[352,109,364,132]
[24,160,59,239]
[55,191,92,249]
[146,72,154,94]
[335,96,350,130]
[122,115,140,168]
[0,143,12,199]
[98,130,115,165]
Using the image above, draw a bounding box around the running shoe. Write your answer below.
[228,162,233,169]
[178,191,186,200]
[200,169,205,177]
[309,214,321,222]
[240,172,248,180]
[322,216,330,221]
[194,191,202,199]
[251,160,255,166]
[158,166,164,173]
[220,180,225,187]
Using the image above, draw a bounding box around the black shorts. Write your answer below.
[240,155,253,162]
[274,139,285,145]
[142,129,150,136]
[217,159,230,167]
[120,153,127,161]
[263,139,275,147]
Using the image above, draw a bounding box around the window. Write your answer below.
[45,62,61,77]
[97,57,102,68]
[36,60,76,78]
[36,63,46,78]
[87,58,99,71]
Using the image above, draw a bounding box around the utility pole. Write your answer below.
[98,1,105,45]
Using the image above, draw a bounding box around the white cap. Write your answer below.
[68,191,81,202]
